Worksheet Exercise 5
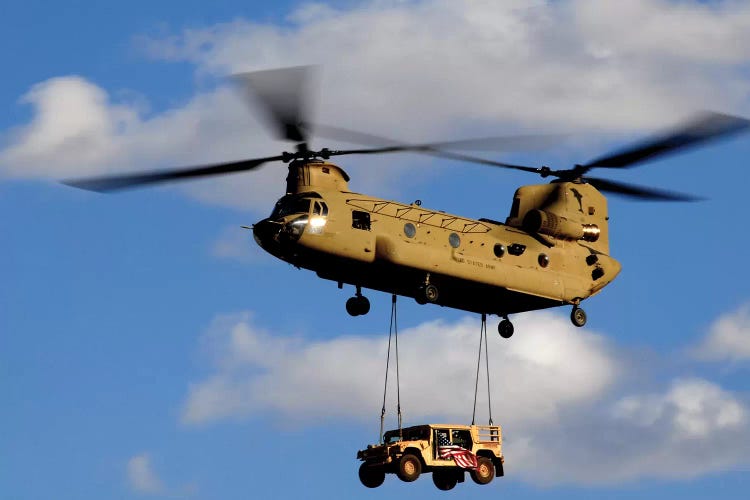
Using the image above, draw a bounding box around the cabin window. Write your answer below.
[508,243,526,256]
[538,253,549,267]
[449,233,461,248]
[493,244,505,257]
[352,210,371,230]
[404,223,416,238]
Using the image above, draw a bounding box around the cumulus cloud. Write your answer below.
[181,309,750,485]
[2,1,750,210]
[127,453,165,495]
[691,303,750,362]
[182,311,618,427]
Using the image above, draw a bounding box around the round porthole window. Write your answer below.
[404,222,416,238]
[449,233,461,248]
[538,253,550,268]
[494,244,505,258]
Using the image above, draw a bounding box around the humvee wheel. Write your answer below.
[358,463,385,488]
[470,457,495,485]
[570,306,587,327]
[432,471,458,491]
[397,454,422,482]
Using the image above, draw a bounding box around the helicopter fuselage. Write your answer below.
[252,161,621,318]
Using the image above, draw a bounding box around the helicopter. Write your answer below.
[65,66,750,338]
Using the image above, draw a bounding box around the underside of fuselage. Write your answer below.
[296,249,564,317]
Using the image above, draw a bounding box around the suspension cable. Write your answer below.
[472,313,493,425]
[380,295,402,442]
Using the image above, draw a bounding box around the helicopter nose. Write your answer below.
[252,219,282,252]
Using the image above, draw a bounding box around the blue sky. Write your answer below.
[2,1,750,498]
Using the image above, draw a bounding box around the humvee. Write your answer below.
[356,424,504,491]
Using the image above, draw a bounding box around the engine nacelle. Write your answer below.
[522,209,600,242]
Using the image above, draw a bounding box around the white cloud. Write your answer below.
[3,0,750,209]
[181,308,750,485]
[182,311,618,427]
[691,303,750,362]
[127,453,164,495]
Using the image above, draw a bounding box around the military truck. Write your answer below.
[356,424,504,491]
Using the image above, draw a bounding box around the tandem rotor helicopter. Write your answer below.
[66,66,750,338]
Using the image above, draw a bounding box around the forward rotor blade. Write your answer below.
[585,176,702,201]
[311,122,564,151]
[326,145,541,174]
[233,66,314,143]
[64,155,285,192]
[583,111,750,170]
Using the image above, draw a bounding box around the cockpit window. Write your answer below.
[271,196,312,219]
[313,201,328,216]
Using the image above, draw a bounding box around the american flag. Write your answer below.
[437,432,478,469]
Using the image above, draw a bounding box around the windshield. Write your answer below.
[271,196,311,219]
[383,426,429,443]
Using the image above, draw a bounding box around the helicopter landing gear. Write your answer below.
[498,317,514,338]
[570,306,587,327]
[415,274,439,304]
[346,287,371,317]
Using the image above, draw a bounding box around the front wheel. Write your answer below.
[470,457,495,485]
[358,463,385,488]
[432,471,458,491]
[397,454,422,482]
[570,306,587,327]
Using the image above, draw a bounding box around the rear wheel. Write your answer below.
[358,463,385,488]
[470,457,495,485]
[397,454,422,482]
[571,306,587,327]
[498,319,514,338]
[432,471,458,491]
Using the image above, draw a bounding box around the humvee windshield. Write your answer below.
[383,426,429,444]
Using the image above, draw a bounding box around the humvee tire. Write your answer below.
[358,463,385,488]
[470,457,495,485]
[397,454,421,482]
[432,471,458,491]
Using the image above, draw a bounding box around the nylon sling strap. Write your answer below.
[472,313,494,425]
[380,294,402,443]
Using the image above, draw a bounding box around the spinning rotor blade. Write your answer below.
[310,122,550,174]
[233,66,314,143]
[582,111,750,170]
[64,155,285,192]
[311,122,564,151]
[585,177,702,201]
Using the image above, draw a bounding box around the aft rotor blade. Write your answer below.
[311,122,564,151]
[585,176,702,201]
[233,66,314,143]
[64,155,285,192]
[583,111,750,170]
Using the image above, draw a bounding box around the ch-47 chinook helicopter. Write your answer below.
[66,66,750,338]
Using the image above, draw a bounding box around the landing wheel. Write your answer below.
[570,306,587,327]
[423,284,439,303]
[432,471,458,491]
[470,457,495,485]
[346,295,370,316]
[397,454,421,482]
[498,319,514,338]
[358,463,385,488]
